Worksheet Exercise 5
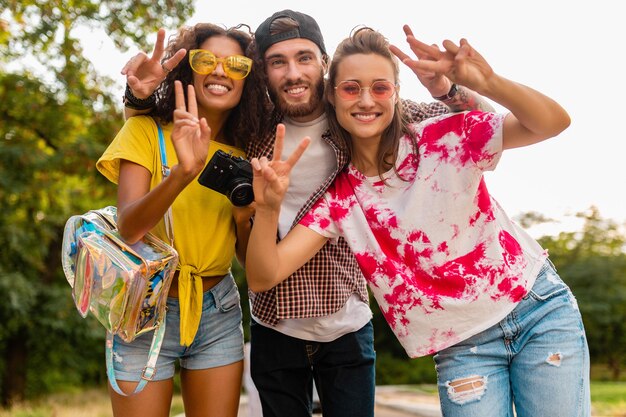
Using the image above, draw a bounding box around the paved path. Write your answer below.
[174,385,441,417]
[226,386,442,417]
[375,386,442,417]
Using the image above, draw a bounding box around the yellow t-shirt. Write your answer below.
[97,115,244,344]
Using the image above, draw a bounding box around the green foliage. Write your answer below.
[514,210,555,229]
[25,286,106,394]
[0,0,194,405]
[0,388,118,417]
[375,352,437,385]
[0,70,117,404]
[232,260,252,342]
[2,0,193,55]
[590,381,626,416]
[369,291,438,384]
[591,381,626,403]
[539,207,626,380]
[0,271,37,340]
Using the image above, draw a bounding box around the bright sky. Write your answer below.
[79,0,624,236]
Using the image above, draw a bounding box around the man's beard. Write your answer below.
[268,71,325,119]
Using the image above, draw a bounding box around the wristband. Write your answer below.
[123,84,156,110]
[432,83,458,101]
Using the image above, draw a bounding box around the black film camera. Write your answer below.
[198,150,254,206]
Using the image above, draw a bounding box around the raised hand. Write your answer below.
[250,124,310,211]
[389,25,451,97]
[391,27,494,95]
[171,80,211,181]
[121,28,187,99]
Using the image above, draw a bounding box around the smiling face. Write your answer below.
[192,35,246,121]
[264,38,327,122]
[330,53,397,145]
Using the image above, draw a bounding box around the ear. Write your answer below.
[321,54,330,75]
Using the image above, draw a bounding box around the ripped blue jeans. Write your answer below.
[434,260,590,417]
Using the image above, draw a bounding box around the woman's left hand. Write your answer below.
[390,26,494,95]
[171,80,211,181]
[390,25,452,97]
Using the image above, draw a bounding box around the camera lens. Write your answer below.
[228,181,254,206]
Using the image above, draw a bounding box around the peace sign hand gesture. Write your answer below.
[170,80,211,182]
[389,25,452,97]
[121,28,187,99]
[251,124,310,211]
[390,25,494,95]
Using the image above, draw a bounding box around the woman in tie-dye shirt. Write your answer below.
[246,27,590,417]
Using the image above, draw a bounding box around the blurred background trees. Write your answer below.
[0,0,625,409]
[537,207,626,381]
[0,0,193,406]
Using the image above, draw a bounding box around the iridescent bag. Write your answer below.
[61,205,178,342]
[61,121,177,395]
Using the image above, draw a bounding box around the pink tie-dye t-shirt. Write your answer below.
[300,111,547,358]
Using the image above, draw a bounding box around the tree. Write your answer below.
[538,207,626,380]
[0,0,193,406]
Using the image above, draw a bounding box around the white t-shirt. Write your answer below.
[278,114,336,237]
[300,111,547,357]
[253,114,372,342]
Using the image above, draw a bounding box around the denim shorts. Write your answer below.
[111,273,244,381]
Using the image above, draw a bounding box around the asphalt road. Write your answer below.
[175,387,441,417]
[235,403,422,417]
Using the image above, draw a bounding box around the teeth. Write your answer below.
[206,84,229,92]
[354,113,377,121]
[287,87,305,94]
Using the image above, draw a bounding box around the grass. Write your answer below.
[401,382,626,417]
[0,388,184,417]
[591,382,626,417]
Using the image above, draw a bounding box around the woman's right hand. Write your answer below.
[121,28,187,99]
[251,124,310,211]
[171,80,211,181]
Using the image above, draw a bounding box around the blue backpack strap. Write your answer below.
[105,320,167,396]
[155,120,174,244]
[156,121,170,178]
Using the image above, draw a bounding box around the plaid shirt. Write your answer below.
[246,99,450,325]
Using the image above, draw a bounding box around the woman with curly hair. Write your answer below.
[96,23,269,417]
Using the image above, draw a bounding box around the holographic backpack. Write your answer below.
[61,205,178,342]
[61,120,178,395]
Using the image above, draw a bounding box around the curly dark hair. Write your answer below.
[325,27,417,180]
[150,23,271,149]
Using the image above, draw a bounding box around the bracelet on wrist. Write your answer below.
[432,83,458,101]
[123,84,156,110]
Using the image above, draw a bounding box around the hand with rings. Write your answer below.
[121,28,186,99]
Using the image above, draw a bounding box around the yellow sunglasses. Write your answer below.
[189,49,253,80]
